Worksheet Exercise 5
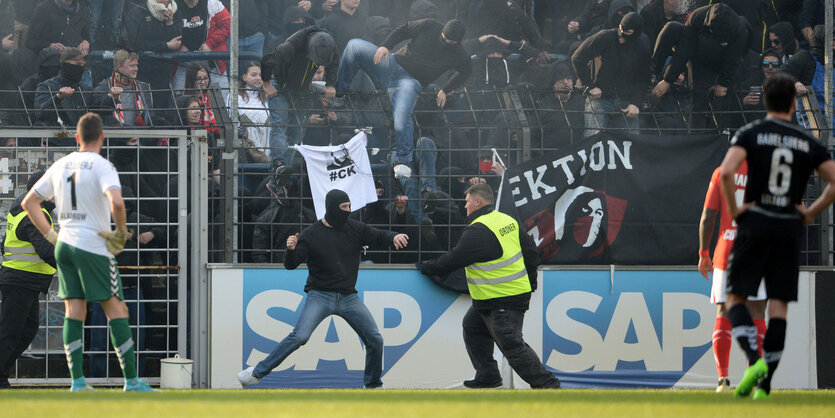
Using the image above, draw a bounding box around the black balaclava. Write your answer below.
[308,32,337,65]
[769,21,797,56]
[283,6,314,35]
[618,12,643,45]
[60,62,84,86]
[324,189,351,228]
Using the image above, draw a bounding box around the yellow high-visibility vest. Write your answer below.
[465,210,531,300]
[2,209,56,275]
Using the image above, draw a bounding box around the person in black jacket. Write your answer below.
[0,170,56,389]
[768,21,816,92]
[237,189,409,388]
[336,18,472,180]
[571,12,650,137]
[33,48,98,132]
[319,0,365,53]
[261,25,338,167]
[25,0,90,56]
[639,0,685,46]
[123,0,183,107]
[416,183,561,389]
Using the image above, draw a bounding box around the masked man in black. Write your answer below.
[238,189,409,388]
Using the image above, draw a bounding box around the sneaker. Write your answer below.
[463,378,503,389]
[735,358,768,398]
[752,387,770,400]
[70,377,96,392]
[716,377,731,392]
[393,164,412,179]
[124,378,160,392]
[238,366,261,388]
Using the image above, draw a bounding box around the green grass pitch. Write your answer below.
[1,389,834,417]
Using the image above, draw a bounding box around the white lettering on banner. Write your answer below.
[544,290,712,372]
[244,290,422,371]
[363,291,422,346]
[528,226,545,246]
[513,141,633,207]
[523,165,557,200]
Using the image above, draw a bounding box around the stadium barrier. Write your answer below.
[209,265,819,389]
[0,128,205,386]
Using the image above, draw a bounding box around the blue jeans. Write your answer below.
[337,39,422,165]
[401,136,438,222]
[227,32,265,69]
[253,290,384,388]
[583,97,640,137]
[88,0,124,49]
[268,83,305,165]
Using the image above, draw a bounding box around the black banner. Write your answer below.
[503,132,728,265]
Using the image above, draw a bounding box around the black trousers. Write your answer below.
[0,285,41,382]
[462,305,559,388]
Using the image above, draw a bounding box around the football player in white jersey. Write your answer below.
[22,113,157,392]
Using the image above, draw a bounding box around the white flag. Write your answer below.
[293,131,377,219]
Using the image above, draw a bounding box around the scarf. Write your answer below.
[147,0,178,22]
[198,92,220,134]
[110,72,146,126]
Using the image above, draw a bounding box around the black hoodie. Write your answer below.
[381,19,472,93]
[571,13,651,106]
[261,26,338,91]
[771,21,816,85]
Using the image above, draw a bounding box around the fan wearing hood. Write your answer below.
[237,189,408,389]
[571,12,650,137]
[651,4,752,99]
[768,21,816,93]
[261,25,338,166]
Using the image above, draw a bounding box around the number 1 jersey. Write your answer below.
[33,151,122,257]
[730,118,830,216]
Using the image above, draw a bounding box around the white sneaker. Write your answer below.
[237,366,261,388]
[393,164,412,179]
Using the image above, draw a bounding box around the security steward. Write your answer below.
[0,171,56,388]
[417,183,560,389]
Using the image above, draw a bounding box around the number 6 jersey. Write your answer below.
[32,151,122,257]
[730,118,830,216]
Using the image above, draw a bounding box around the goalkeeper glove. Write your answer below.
[99,230,127,256]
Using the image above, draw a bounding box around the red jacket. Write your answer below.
[205,0,231,75]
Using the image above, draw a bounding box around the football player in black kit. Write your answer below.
[719,72,835,400]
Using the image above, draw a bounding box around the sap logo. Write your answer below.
[544,291,713,372]
[244,290,420,370]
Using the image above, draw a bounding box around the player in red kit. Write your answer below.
[698,160,767,392]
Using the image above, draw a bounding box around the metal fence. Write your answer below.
[0,129,198,385]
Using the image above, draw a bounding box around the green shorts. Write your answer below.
[55,241,124,302]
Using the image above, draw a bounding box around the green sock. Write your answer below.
[109,318,137,379]
[62,317,84,379]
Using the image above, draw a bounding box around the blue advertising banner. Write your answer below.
[212,267,815,389]
[240,268,463,388]
[541,270,714,388]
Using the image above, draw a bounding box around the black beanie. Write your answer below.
[442,19,466,43]
[308,32,337,65]
[619,12,643,39]
[27,170,46,191]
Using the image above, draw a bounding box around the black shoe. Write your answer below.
[463,378,503,389]
[532,378,561,389]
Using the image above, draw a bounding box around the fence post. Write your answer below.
[177,133,189,359]
[190,130,210,388]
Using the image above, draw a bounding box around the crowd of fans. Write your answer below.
[0,0,833,264]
